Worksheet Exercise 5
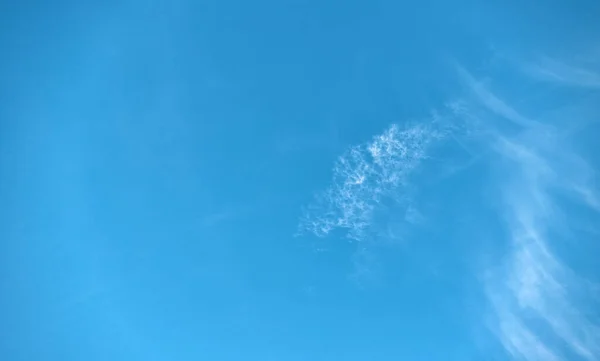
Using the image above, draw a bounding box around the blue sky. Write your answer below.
[1,1,600,360]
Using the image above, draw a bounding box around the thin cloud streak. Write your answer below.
[482,89,600,361]
[455,65,537,128]
[297,54,600,356]
[524,56,600,89]
[451,61,600,360]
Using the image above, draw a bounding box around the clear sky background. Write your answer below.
[1,1,600,360]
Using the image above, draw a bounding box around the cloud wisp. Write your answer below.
[523,56,600,89]
[486,136,600,360]
[472,77,600,361]
[455,65,538,129]
[298,117,451,243]
[298,49,600,358]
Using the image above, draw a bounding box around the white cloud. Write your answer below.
[493,306,560,361]
[483,100,600,361]
[299,121,440,242]
[297,53,600,355]
[524,56,600,89]
[448,59,600,360]
[455,65,537,128]
[296,111,463,285]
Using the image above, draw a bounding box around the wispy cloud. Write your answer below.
[455,65,537,128]
[297,111,462,285]
[481,87,600,361]
[299,118,449,243]
[297,52,600,355]
[524,56,600,89]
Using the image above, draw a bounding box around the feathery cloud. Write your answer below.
[455,65,537,129]
[524,56,600,89]
[299,119,449,243]
[298,53,600,355]
[482,94,600,361]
